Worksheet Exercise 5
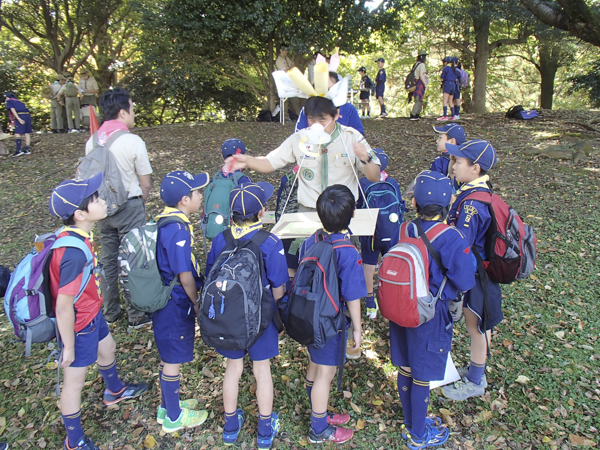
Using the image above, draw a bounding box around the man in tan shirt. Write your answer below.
[275,43,302,118]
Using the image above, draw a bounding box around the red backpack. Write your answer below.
[378,221,451,328]
[458,191,536,284]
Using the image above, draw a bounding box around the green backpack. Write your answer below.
[63,82,79,97]
[118,216,187,312]
[201,171,245,240]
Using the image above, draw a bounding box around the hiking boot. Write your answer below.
[456,367,488,389]
[407,423,449,449]
[400,416,443,439]
[346,339,361,360]
[442,376,486,401]
[64,436,99,450]
[328,412,350,425]
[223,409,245,445]
[12,150,24,157]
[436,116,449,121]
[256,412,280,450]
[308,424,354,444]
[103,382,148,405]
[162,407,208,433]
[157,399,199,424]
[128,313,152,329]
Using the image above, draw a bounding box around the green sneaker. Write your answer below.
[157,399,199,424]
[162,407,208,433]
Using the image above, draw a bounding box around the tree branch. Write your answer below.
[447,37,475,57]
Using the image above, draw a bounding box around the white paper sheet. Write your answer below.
[430,353,461,390]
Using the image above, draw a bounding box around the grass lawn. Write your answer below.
[0,111,599,449]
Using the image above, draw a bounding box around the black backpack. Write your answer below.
[199,229,281,351]
[278,230,352,390]
[405,62,422,93]
[0,265,11,298]
[506,105,524,119]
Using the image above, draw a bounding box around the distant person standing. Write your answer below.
[78,69,99,129]
[437,57,458,121]
[357,66,374,119]
[409,50,429,121]
[58,77,81,132]
[50,74,66,133]
[4,92,31,157]
[275,43,301,118]
[374,58,388,118]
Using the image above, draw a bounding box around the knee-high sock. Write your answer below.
[397,368,413,426]
[411,378,431,439]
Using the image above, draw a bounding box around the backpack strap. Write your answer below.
[157,216,189,287]
[414,220,446,276]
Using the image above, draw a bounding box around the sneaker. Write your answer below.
[327,412,350,425]
[223,409,245,445]
[162,407,208,433]
[128,313,152,329]
[105,312,122,325]
[0,443,6,450]
[442,376,486,401]
[366,114,371,119]
[157,399,199,424]
[64,436,99,450]
[400,416,443,440]
[453,115,460,119]
[407,423,449,449]
[12,150,24,157]
[346,339,361,360]
[379,112,388,118]
[436,116,449,121]
[103,382,149,405]
[409,114,420,121]
[256,412,280,450]
[308,424,354,444]
[456,367,488,389]
[23,148,31,155]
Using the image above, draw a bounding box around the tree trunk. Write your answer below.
[538,41,559,109]
[471,14,491,114]
[268,32,277,111]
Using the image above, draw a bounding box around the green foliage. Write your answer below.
[568,59,600,106]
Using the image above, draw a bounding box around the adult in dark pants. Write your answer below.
[85,88,153,328]
[409,50,429,121]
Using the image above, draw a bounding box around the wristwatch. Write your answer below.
[360,154,373,165]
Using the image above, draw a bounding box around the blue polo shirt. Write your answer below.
[448,187,493,260]
[375,68,386,85]
[295,103,365,136]
[441,66,458,82]
[430,154,450,175]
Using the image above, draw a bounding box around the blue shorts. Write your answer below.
[389,302,453,381]
[308,329,347,366]
[464,273,503,333]
[442,81,456,95]
[376,85,385,98]
[71,310,110,368]
[153,298,196,364]
[360,237,394,265]
[14,114,33,135]
[283,238,301,270]
[217,320,279,361]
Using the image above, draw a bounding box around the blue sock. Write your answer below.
[305,378,314,408]
[455,105,461,116]
[382,104,386,114]
[258,413,272,437]
[411,379,431,439]
[98,359,125,394]
[24,146,29,152]
[467,361,485,385]
[15,139,21,153]
[161,373,182,422]
[159,363,165,408]
[443,106,448,117]
[224,410,240,432]
[62,410,84,448]
[365,293,376,309]
[397,368,413,426]
[450,106,456,116]
[310,410,328,435]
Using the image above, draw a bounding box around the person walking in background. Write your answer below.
[4,92,32,157]
[374,57,388,118]
[409,50,429,121]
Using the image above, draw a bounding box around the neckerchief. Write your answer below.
[156,207,201,276]
[230,219,263,239]
[96,120,129,145]
[61,226,102,298]
[455,174,490,197]
[319,122,343,193]
[380,171,389,182]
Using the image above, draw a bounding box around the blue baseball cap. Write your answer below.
[230,182,274,218]
[160,170,209,207]
[375,57,385,63]
[373,148,388,172]
[445,139,498,171]
[413,170,453,207]
[433,123,466,145]
[221,138,247,160]
[49,172,103,220]
[4,92,16,99]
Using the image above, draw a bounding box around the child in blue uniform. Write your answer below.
[437,58,458,121]
[4,92,32,156]
[220,138,252,184]
[299,185,366,444]
[357,66,373,119]
[357,148,403,320]
[375,58,387,118]
[154,170,210,433]
[391,170,475,450]
[205,182,287,450]
[49,174,148,450]
[442,140,502,401]
[451,57,462,119]
[430,123,467,190]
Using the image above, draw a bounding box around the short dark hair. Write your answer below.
[415,204,449,222]
[98,88,131,121]
[63,191,99,225]
[232,212,259,225]
[466,159,488,176]
[316,185,355,233]
[279,43,289,51]
[328,71,341,85]
[417,54,427,63]
[304,96,338,120]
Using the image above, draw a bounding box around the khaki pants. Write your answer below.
[50,99,64,130]
[411,98,424,116]
[65,96,81,130]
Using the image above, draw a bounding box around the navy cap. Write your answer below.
[375,58,385,63]
[230,182,274,218]
[160,170,209,207]
[413,170,453,207]
[442,57,449,63]
[358,66,366,72]
[373,148,388,172]
[433,123,467,145]
[221,138,247,160]
[445,139,498,171]
[49,172,103,220]
[4,92,16,99]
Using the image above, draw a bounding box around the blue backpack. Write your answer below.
[518,110,540,120]
[3,231,94,356]
[361,180,406,249]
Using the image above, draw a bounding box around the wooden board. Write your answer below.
[270,209,379,239]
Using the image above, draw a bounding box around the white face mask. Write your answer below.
[297,118,334,146]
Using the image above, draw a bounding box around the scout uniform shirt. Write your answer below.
[266,123,377,209]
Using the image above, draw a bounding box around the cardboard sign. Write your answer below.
[270,209,379,239]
